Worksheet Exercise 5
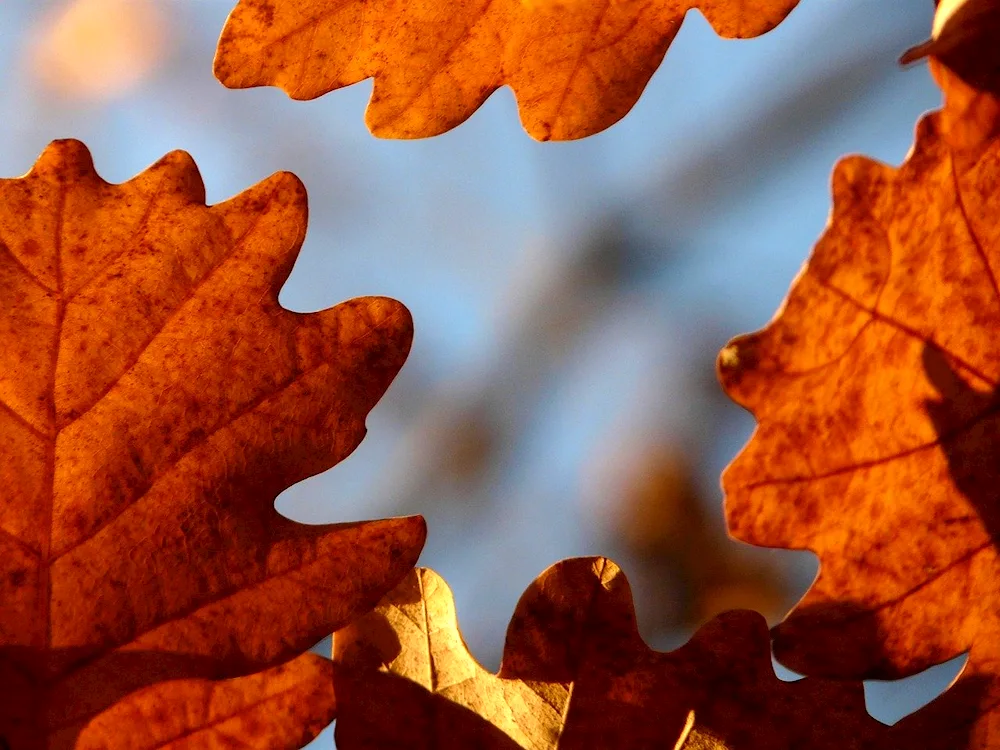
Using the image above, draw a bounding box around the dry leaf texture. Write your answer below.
[718,66,1000,747]
[214,0,800,140]
[71,653,335,749]
[0,140,425,748]
[332,558,883,749]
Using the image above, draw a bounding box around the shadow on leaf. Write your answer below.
[922,343,1000,543]
[334,559,894,749]
[0,645,334,750]
[334,666,524,750]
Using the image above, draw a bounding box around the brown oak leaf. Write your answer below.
[718,63,1000,747]
[213,0,800,141]
[71,653,335,749]
[0,140,425,748]
[332,557,885,749]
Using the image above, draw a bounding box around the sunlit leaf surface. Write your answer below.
[0,140,424,748]
[333,558,884,748]
[214,0,801,140]
[719,61,1000,748]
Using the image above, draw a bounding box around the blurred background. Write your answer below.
[0,0,969,744]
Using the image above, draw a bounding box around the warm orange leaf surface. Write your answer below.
[0,140,425,748]
[719,64,1000,746]
[332,557,885,748]
[214,0,800,140]
[72,653,335,749]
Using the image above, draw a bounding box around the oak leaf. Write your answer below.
[0,140,425,748]
[718,63,1000,747]
[71,653,335,749]
[213,0,800,140]
[332,557,884,748]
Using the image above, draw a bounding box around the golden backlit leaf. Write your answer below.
[72,653,335,749]
[718,62,1000,747]
[0,140,425,748]
[332,558,884,749]
[213,0,801,140]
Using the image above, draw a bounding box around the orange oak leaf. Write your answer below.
[0,140,425,748]
[213,0,800,141]
[718,64,1000,747]
[71,653,335,749]
[331,558,886,749]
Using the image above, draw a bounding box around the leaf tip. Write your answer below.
[716,336,759,398]
[396,514,428,559]
[362,515,427,594]
[265,169,309,205]
[29,139,98,181]
[342,296,415,364]
[697,0,802,40]
[149,149,207,203]
[360,515,428,566]
[212,2,251,90]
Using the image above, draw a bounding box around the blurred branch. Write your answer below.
[374,9,930,520]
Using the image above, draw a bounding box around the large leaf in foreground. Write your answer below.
[0,140,425,747]
[718,64,1000,746]
[72,653,336,749]
[214,0,800,140]
[332,558,882,748]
